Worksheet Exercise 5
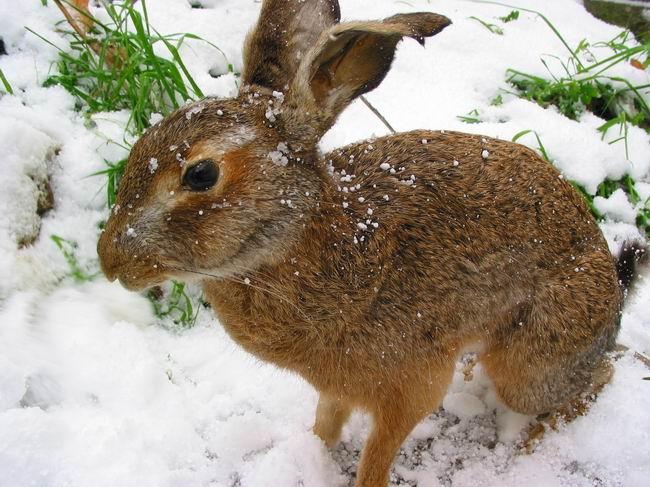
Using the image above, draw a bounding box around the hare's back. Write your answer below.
[324,130,608,265]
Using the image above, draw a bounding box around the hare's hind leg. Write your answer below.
[313,394,352,447]
[523,358,613,451]
[483,338,615,418]
[355,360,454,487]
[481,270,619,418]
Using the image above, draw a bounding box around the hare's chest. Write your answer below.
[201,278,402,394]
[203,281,319,366]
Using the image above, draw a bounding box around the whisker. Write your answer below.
[166,265,315,322]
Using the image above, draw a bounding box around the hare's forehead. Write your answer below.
[184,125,259,161]
[135,123,258,166]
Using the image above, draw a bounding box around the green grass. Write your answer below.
[502,7,650,133]
[597,111,635,160]
[506,28,649,235]
[91,157,127,208]
[30,0,223,206]
[148,281,201,327]
[490,94,504,106]
[457,108,482,124]
[474,1,650,138]
[30,0,229,208]
[51,235,96,282]
[30,0,223,137]
[504,25,650,134]
[499,10,519,23]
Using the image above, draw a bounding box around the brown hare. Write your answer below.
[97,1,645,485]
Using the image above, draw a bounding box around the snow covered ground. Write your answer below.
[0,0,649,485]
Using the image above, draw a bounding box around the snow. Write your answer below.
[269,143,290,166]
[185,102,205,120]
[149,157,159,174]
[442,392,487,420]
[594,189,638,224]
[0,0,649,486]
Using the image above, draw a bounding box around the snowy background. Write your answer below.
[0,0,649,486]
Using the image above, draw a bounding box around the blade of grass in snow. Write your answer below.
[51,235,95,282]
[470,0,586,69]
[469,16,503,35]
[0,69,13,94]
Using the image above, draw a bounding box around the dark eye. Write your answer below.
[184,159,219,191]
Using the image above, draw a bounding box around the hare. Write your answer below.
[97,1,644,485]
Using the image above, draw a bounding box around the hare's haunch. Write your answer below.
[98,2,644,486]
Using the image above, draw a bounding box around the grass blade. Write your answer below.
[0,69,13,94]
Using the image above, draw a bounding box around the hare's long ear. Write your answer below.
[241,0,341,91]
[281,13,451,143]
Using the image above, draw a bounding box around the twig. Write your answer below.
[635,351,650,370]
[360,95,396,134]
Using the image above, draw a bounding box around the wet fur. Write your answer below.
[97,2,642,485]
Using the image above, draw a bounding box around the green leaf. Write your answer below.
[499,10,519,23]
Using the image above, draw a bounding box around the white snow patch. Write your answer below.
[443,392,487,420]
[148,157,158,174]
[594,189,638,224]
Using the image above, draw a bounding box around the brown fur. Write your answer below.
[97,2,629,486]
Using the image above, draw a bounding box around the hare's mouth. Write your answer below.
[117,274,166,292]
[106,264,169,292]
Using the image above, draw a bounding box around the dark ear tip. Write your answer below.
[421,13,452,35]
[386,12,452,40]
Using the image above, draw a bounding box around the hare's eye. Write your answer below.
[184,159,219,191]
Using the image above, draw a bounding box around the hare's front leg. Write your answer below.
[355,363,454,487]
[313,394,352,447]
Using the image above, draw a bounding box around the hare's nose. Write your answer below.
[102,265,118,282]
[97,227,120,282]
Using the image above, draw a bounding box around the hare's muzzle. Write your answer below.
[97,227,121,283]
[97,222,139,286]
[97,220,168,291]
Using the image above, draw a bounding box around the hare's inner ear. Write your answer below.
[283,13,451,141]
[241,0,341,91]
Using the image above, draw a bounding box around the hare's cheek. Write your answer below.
[163,206,229,248]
